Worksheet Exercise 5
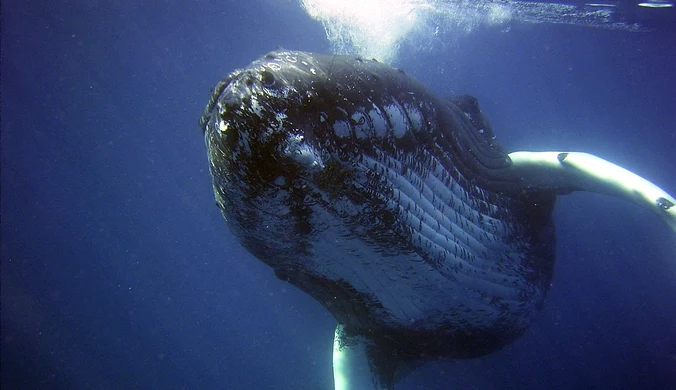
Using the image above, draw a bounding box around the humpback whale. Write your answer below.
[199,50,675,389]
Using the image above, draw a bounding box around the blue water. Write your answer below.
[2,1,675,389]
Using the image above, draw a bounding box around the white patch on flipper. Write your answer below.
[509,151,676,233]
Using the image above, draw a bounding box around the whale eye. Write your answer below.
[260,70,276,88]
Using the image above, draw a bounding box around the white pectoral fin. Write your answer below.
[333,325,391,390]
[508,151,676,233]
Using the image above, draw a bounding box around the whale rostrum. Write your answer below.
[200,50,675,389]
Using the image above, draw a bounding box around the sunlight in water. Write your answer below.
[300,0,647,64]
[300,0,514,63]
[300,0,428,64]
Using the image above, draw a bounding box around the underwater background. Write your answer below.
[2,1,675,389]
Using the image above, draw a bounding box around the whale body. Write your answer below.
[199,50,675,389]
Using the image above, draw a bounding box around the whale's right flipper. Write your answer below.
[333,324,385,390]
[333,325,395,390]
[333,325,420,390]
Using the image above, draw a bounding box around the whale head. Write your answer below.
[201,51,342,266]
[200,50,449,276]
[201,50,557,361]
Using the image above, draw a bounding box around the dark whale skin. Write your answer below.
[200,50,556,360]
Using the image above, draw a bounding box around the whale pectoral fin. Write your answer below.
[333,325,400,390]
[508,151,676,232]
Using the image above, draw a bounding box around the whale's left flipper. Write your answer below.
[508,151,676,232]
